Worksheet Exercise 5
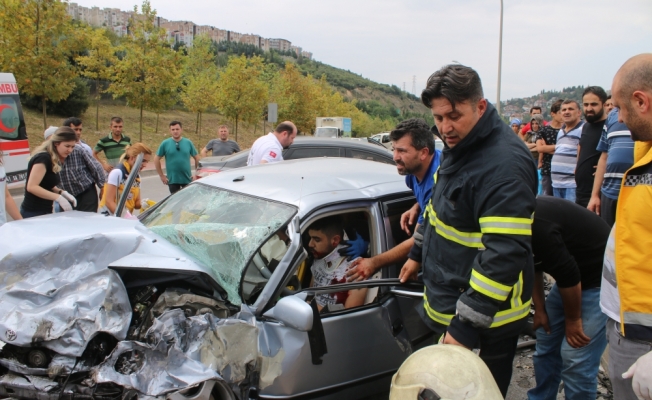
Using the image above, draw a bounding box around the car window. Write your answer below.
[350,149,393,165]
[382,135,390,143]
[287,147,340,159]
[381,197,417,279]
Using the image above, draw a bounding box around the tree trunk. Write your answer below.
[41,97,47,130]
[155,113,159,133]
[198,112,202,139]
[195,112,200,135]
[235,116,238,142]
[139,104,143,142]
[95,79,100,131]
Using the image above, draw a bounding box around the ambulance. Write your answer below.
[0,73,28,188]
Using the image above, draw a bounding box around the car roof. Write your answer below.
[198,158,411,218]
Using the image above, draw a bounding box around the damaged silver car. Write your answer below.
[0,157,433,399]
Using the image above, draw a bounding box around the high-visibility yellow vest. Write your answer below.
[615,140,652,340]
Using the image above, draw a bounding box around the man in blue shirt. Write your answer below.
[346,118,441,281]
[586,108,635,226]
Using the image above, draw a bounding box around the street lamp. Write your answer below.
[496,0,503,115]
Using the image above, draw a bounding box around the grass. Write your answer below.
[23,102,270,154]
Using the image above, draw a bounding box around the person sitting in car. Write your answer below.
[308,216,367,311]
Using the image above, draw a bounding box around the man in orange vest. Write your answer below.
[601,53,652,400]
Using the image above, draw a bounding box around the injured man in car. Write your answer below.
[308,216,368,311]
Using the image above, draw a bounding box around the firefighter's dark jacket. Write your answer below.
[411,103,537,348]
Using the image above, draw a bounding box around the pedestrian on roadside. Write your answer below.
[93,117,131,172]
[550,100,584,201]
[345,118,441,282]
[408,64,537,397]
[575,86,608,208]
[528,196,610,400]
[62,117,93,156]
[0,153,21,225]
[247,121,297,166]
[586,108,634,226]
[510,118,521,135]
[604,95,615,115]
[536,99,563,196]
[200,125,241,157]
[520,106,547,135]
[20,127,78,218]
[523,114,542,161]
[600,53,652,400]
[59,139,106,212]
[99,143,152,215]
[154,121,199,194]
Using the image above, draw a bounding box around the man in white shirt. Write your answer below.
[247,121,297,166]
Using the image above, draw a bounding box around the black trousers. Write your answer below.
[600,193,618,227]
[168,183,187,194]
[478,334,519,398]
[74,185,99,212]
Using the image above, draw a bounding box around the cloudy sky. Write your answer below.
[72,0,652,103]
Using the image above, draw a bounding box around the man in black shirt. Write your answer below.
[536,99,563,196]
[575,86,608,207]
[528,196,610,400]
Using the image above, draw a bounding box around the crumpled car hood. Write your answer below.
[0,212,216,357]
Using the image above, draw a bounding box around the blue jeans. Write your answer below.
[553,187,576,202]
[528,285,607,400]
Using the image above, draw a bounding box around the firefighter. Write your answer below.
[401,64,537,397]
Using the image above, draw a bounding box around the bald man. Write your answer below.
[600,53,652,400]
[247,121,297,166]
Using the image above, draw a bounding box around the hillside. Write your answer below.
[501,86,588,121]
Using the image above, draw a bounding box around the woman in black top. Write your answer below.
[20,127,79,218]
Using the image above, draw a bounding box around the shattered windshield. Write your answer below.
[140,184,296,305]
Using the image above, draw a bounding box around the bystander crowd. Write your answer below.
[575,86,608,207]
[536,99,563,196]
[551,100,584,201]
[154,121,199,194]
[93,117,131,172]
[200,125,240,157]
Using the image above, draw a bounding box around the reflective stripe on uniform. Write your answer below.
[423,291,454,325]
[470,269,512,301]
[511,271,524,308]
[479,216,533,235]
[490,299,531,328]
[426,203,485,249]
[623,312,652,327]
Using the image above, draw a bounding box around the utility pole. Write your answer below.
[412,76,416,96]
[496,0,504,115]
[403,82,406,92]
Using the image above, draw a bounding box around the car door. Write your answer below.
[257,201,431,399]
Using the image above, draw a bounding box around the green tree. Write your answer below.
[0,0,83,128]
[216,55,268,141]
[107,0,180,141]
[76,27,116,130]
[180,35,218,137]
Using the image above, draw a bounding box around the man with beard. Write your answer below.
[346,118,441,282]
[601,53,652,400]
[575,87,608,207]
[308,216,367,311]
[405,64,537,396]
[247,121,297,166]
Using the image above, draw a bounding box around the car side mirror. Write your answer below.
[263,295,313,332]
